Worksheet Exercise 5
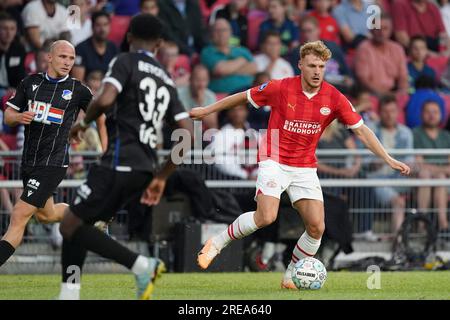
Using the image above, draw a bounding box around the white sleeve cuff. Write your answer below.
[6,101,20,111]
[103,77,123,93]
[347,119,364,130]
[174,112,189,121]
[246,89,260,109]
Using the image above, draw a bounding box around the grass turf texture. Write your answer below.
[0,272,449,300]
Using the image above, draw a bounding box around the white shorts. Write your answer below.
[255,159,323,204]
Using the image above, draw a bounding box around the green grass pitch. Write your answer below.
[0,272,449,300]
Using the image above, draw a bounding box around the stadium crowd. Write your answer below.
[1,0,450,239]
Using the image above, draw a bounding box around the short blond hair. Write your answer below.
[300,41,332,61]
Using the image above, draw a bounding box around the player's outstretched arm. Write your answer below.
[352,124,411,175]
[189,91,247,120]
[141,117,194,206]
[95,114,108,152]
[70,83,118,143]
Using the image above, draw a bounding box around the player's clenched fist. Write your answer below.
[18,111,35,124]
[189,107,208,120]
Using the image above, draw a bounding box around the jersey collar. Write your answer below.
[299,76,322,100]
[137,50,155,58]
[45,73,69,83]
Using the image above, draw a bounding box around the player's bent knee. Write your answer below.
[254,209,277,227]
[34,212,52,224]
[10,203,36,226]
[306,222,325,239]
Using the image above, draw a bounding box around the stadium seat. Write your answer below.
[369,95,380,114]
[344,49,356,71]
[396,92,409,124]
[108,15,131,47]
[176,54,191,74]
[439,93,450,125]
[426,55,449,82]
[215,93,228,101]
[247,11,267,52]
[24,52,35,74]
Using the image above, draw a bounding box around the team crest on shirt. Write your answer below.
[62,90,73,100]
[320,106,331,116]
[258,82,268,91]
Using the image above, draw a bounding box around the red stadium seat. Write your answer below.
[247,11,268,52]
[369,95,379,113]
[176,54,191,73]
[108,15,131,47]
[439,94,450,125]
[215,93,229,101]
[396,92,409,124]
[24,52,35,74]
[426,55,449,81]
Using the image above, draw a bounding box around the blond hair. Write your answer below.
[300,40,332,61]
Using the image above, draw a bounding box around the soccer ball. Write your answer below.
[291,257,327,290]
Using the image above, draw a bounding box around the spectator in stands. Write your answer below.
[440,57,450,92]
[21,0,70,50]
[210,0,250,47]
[0,121,14,213]
[0,0,25,36]
[177,64,218,130]
[251,0,270,13]
[352,87,379,128]
[364,95,413,233]
[247,71,271,130]
[113,0,140,16]
[414,100,450,234]
[317,120,361,181]
[120,0,161,52]
[208,103,257,179]
[258,0,299,56]
[85,70,103,98]
[284,0,307,21]
[157,0,206,57]
[438,0,450,36]
[140,0,159,15]
[332,0,370,49]
[27,40,51,74]
[289,16,353,93]
[72,11,118,82]
[392,0,449,54]
[407,36,436,94]
[201,18,257,93]
[0,12,25,99]
[406,75,445,128]
[309,0,340,45]
[159,41,191,87]
[70,0,93,47]
[199,0,231,23]
[354,13,409,96]
[254,31,294,80]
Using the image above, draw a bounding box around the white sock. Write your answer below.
[261,242,276,265]
[58,283,81,300]
[290,231,321,265]
[212,211,259,250]
[131,255,149,275]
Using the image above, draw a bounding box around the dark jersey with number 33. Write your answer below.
[102,51,188,173]
[6,73,92,167]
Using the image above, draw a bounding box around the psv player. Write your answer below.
[191,41,410,289]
